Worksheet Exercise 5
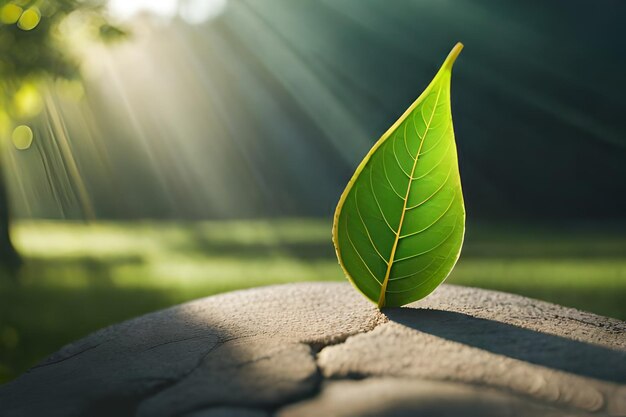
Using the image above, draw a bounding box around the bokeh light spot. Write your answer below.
[12,125,33,150]
[13,83,43,118]
[17,7,40,31]
[0,3,22,24]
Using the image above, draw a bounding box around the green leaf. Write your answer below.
[332,43,466,308]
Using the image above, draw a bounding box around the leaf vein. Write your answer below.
[369,167,398,234]
[388,255,439,282]
[377,84,444,307]
[355,187,389,265]
[392,135,412,178]
[393,220,458,264]
[418,119,451,156]
[412,137,452,181]
[345,213,383,285]
[383,145,409,199]
[403,122,416,162]
[399,191,457,239]
[412,109,424,140]
[386,242,459,294]
[406,164,454,211]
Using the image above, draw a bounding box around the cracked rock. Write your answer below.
[137,340,319,417]
[0,283,625,417]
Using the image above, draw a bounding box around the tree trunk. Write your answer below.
[0,166,20,272]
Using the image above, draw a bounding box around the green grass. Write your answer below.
[1,220,625,384]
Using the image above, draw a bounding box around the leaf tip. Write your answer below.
[443,42,464,71]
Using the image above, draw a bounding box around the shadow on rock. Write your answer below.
[384,308,626,384]
[0,282,382,417]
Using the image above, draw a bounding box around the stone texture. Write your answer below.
[318,286,626,414]
[278,378,595,417]
[1,283,625,417]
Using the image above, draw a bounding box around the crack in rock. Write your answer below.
[30,342,104,370]
[307,313,388,354]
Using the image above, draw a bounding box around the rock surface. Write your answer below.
[1,283,625,417]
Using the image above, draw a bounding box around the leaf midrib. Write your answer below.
[376,84,444,308]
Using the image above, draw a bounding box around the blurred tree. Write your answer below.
[0,0,124,271]
[0,166,19,270]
